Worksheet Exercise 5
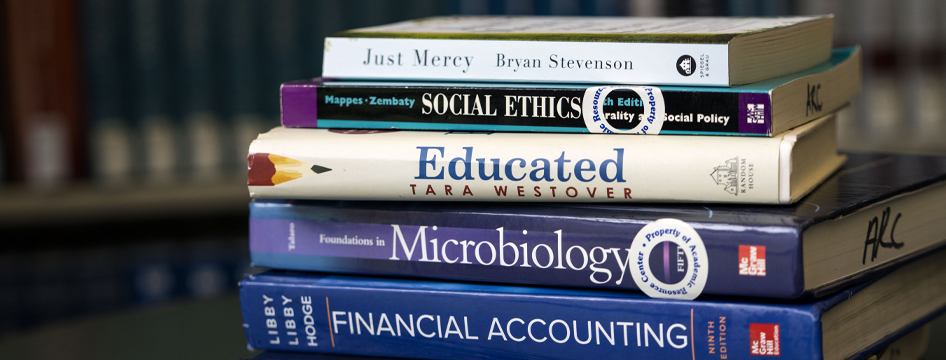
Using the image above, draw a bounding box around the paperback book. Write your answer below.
[322,16,834,86]
[287,48,860,136]
[250,153,946,299]
[240,245,946,360]
[248,115,843,204]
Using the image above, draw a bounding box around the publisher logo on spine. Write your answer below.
[676,55,695,76]
[747,103,766,124]
[738,245,766,276]
[631,219,709,300]
[750,323,780,356]
[710,157,755,196]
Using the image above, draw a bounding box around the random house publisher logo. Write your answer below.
[677,55,695,76]
[710,157,755,196]
[750,323,780,356]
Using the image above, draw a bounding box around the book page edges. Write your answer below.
[729,16,834,85]
[770,47,861,134]
[778,115,843,203]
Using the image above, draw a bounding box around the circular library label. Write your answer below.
[582,86,665,135]
[631,218,708,300]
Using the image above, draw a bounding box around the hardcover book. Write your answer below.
[82,0,134,183]
[249,323,933,360]
[248,115,843,204]
[5,0,85,185]
[322,16,834,86]
[287,47,860,137]
[249,153,946,299]
[240,245,946,360]
[131,0,177,182]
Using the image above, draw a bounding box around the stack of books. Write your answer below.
[239,16,946,360]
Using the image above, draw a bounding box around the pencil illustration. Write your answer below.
[248,152,331,186]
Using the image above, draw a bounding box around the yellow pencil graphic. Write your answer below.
[248,153,331,186]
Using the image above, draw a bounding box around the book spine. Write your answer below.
[6,0,85,186]
[262,0,304,128]
[82,0,133,184]
[322,37,730,86]
[249,201,804,298]
[247,128,784,203]
[224,0,265,172]
[177,0,223,179]
[130,0,178,182]
[282,82,771,135]
[240,273,820,358]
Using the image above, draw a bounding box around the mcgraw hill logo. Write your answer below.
[738,245,766,276]
[750,323,780,356]
[806,83,822,116]
[677,55,695,76]
[710,157,739,196]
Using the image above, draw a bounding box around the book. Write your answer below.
[249,153,946,299]
[247,322,933,360]
[286,47,861,136]
[239,245,946,360]
[224,0,266,173]
[261,0,305,132]
[177,0,223,179]
[3,0,85,186]
[81,0,134,184]
[321,15,835,86]
[130,0,178,182]
[248,114,844,204]
[867,323,930,360]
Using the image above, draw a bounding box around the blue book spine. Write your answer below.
[177,0,223,179]
[81,0,133,183]
[240,272,824,359]
[130,0,178,182]
[250,201,804,299]
[262,0,304,127]
[224,0,264,172]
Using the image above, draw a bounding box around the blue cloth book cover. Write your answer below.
[250,153,946,299]
[240,244,946,359]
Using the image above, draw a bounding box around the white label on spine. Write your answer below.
[630,218,709,300]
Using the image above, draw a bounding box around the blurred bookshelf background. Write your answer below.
[1,0,945,358]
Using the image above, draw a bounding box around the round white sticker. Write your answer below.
[582,86,666,135]
[630,218,708,300]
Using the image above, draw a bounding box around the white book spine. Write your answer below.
[322,37,730,86]
[248,128,787,203]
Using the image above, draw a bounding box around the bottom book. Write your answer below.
[249,321,933,360]
[240,247,946,360]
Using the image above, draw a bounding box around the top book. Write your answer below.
[322,16,834,86]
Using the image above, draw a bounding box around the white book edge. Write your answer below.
[322,37,731,86]
[248,115,838,204]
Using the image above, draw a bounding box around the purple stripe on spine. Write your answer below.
[280,80,320,127]
[738,92,772,135]
[663,241,670,281]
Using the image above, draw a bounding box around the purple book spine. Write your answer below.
[281,81,319,127]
